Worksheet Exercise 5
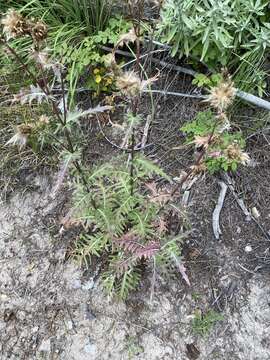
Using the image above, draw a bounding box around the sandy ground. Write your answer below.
[0,173,269,360]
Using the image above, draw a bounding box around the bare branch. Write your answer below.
[212,181,228,240]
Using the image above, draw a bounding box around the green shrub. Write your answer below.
[159,0,270,72]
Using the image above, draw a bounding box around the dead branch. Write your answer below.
[182,176,199,206]
[141,114,152,154]
[212,181,228,240]
[236,90,270,112]
[143,89,205,99]
[222,173,251,221]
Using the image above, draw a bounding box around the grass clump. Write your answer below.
[192,309,223,337]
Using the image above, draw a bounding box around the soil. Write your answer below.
[1,61,270,360]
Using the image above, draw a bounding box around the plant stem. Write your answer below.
[158,117,220,214]
[129,128,135,196]
[125,1,145,197]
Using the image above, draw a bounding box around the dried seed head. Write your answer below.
[38,115,50,124]
[207,78,236,112]
[116,28,137,48]
[116,71,142,97]
[190,162,207,174]
[193,135,212,149]
[31,21,48,42]
[17,124,33,135]
[5,124,33,149]
[1,9,30,39]
[225,143,250,165]
[31,49,50,67]
[116,71,159,97]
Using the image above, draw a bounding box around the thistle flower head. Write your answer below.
[193,135,212,149]
[225,143,250,165]
[190,162,207,174]
[1,9,29,39]
[31,21,48,42]
[116,71,158,97]
[207,78,236,112]
[116,28,137,48]
[5,124,33,149]
[116,71,142,97]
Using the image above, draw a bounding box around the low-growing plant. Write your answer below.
[179,74,251,176]
[125,336,144,359]
[181,110,248,174]
[159,0,270,67]
[71,155,185,299]
[56,16,132,101]
[192,73,223,89]
[192,309,223,336]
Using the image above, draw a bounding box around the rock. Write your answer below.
[245,245,252,253]
[82,278,94,290]
[84,342,97,355]
[39,338,51,352]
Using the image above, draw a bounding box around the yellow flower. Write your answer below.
[105,77,113,85]
[95,74,102,84]
[93,68,100,74]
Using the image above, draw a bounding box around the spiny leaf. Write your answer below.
[114,231,160,259]
[13,85,51,105]
[145,181,172,205]
[66,105,112,123]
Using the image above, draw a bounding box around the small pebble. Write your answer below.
[251,207,260,219]
[39,339,51,352]
[245,245,252,253]
[66,320,73,330]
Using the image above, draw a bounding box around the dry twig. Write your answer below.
[212,181,228,240]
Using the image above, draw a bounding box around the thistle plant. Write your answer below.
[71,157,186,299]
[0,9,110,193]
[181,76,250,174]
[68,1,189,299]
